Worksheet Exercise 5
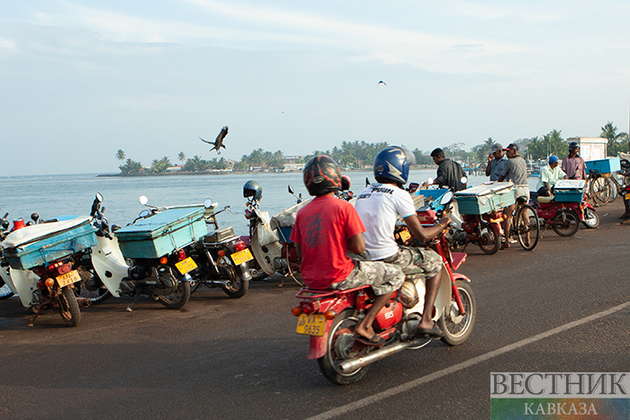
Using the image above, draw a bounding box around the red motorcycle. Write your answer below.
[292,192,475,385]
[532,180,599,237]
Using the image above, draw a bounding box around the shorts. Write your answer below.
[380,246,442,284]
[332,260,405,296]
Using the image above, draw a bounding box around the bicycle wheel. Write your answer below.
[514,204,539,251]
[589,177,613,206]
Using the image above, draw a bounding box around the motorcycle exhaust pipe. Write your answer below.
[338,337,427,373]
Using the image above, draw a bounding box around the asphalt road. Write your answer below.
[1,200,629,420]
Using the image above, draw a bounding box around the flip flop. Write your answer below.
[416,322,445,338]
[354,332,385,347]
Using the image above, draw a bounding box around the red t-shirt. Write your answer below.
[290,194,365,289]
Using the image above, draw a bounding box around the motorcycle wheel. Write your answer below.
[515,204,540,251]
[157,270,191,309]
[0,278,14,300]
[59,287,81,327]
[318,308,369,385]
[582,207,600,229]
[552,210,579,237]
[76,273,112,304]
[478,222,500,254]
[438,280,476,346]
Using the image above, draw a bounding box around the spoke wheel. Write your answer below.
[438,280,476,346]
[590,177,613,205]
[59,287,81,327]
[582,207,600,229]
[157,268,191,309]
[514,204,539,251]
[552,210,579,237]
[318,308,369,385]
[218,256,249,299]
[478,222,500,254]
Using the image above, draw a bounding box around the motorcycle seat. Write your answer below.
[537,195,555,204]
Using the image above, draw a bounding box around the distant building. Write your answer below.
[282,162,305,171]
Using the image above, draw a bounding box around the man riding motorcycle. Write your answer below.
[355,146,450,337]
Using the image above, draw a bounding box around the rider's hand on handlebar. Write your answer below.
[438,217,451,230]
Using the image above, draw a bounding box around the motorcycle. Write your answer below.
[0,214,96,326]
[531,180,599,237]
[0,212,16,300]
[87,193,194,311]
[292,191,475,385]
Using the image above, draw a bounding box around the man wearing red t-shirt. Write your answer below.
[291,156,404,347]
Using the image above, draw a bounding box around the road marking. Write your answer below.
[305,301,630,420]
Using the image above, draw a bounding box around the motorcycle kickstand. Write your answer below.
[126,292,142,312]
[27,305,45,327]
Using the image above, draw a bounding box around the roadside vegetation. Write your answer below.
[115,122,628,175]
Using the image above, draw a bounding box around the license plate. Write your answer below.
[230,248,254,265]
[175,257,197,275]
[296,313,326,336]
[625,193,630,200]
[56,270,81,288]
[398,230,411,243]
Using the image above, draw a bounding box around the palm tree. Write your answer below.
[116,149,126,161]
[178,152,186,163]
[601,122,629,155]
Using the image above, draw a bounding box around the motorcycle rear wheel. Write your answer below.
[514,204,539,251]
[582,207,600,229]
[439,280,475,346]
[478,222,500,254]
[59,287,81,327]
[552,210,579,237]
[318,308,369,385]
[157,270,191,309]
[219,259,249,298]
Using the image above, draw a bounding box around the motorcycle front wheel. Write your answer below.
[552,210,579,237]
[318,308,369,385]
[478,222,500,254]
[438,280,476,346]
[59,287,82,327]
[582,207,600,229]
[157,270,191,309]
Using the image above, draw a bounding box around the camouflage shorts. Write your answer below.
[380,246,442,283]
[333,260,405,296]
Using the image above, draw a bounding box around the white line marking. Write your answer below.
[305,301,630,420]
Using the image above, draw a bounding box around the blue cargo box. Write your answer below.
[454,182,515,215]
[553,180,585,203]
[585,157,620,174]
[2,217,97,270]
[115,207,208,259]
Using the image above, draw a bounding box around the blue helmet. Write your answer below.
[373,146,416,185]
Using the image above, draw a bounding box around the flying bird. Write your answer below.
[377,80,387,86]
[200,126,228,154]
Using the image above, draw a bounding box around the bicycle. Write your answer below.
[587,170,626,206]
[508,196,540,251]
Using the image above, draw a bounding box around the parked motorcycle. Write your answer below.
[0,212,16,300]
[292,191,475,385]
[0,215,96,326]
[87,193,194,311]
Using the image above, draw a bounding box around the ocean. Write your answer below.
[0,170,539,237]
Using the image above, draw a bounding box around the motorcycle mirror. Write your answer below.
[139,195,149,205]
[440,191,454,205]
[138,209,151,218]
[31,213,39,223]
[288,185,294,195]
[95,192,103,203]
[461,176,468,184]
[203,198,214,209]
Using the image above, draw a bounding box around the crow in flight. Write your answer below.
[200,126,228,154]
[377,80,387,86]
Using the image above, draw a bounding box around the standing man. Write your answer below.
[562,142,587,180]
[498,143,530,248]
[423,148,467,191]
[485,143,508,181]
[536,155,566,197]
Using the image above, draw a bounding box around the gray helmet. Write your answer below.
[243,180,263,201]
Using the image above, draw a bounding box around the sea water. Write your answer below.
[0,170,538,237]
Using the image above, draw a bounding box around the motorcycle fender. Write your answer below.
[0,266,18,295]
[9,268,39,308]
[91,236,129,297]
[406,264,451,321]
[307,319,333,360]
[237,262,252,282]
[452,272,471,283]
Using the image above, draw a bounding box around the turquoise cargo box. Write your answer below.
[2,217,97,270]
[553,180,585,203]
[585,157,620,174]
[115,207,208,259]
[454,183,515,215]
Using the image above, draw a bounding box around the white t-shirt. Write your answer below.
[355,183,416,260]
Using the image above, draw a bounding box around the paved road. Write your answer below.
[1,200,629,420]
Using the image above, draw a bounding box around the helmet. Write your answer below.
[340,174,351,191]
[303,155,342,196]
[569,141,579,150]
[243,180,263,201]
[373,146,416,185]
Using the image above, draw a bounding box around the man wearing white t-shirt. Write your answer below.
[355,146,450,337]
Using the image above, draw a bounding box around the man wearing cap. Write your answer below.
[498,143,529,247]
[485,143,508,181]
[562,142,586,180]
[536,155,566,197]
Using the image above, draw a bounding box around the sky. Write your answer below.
[1,0,629,176]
